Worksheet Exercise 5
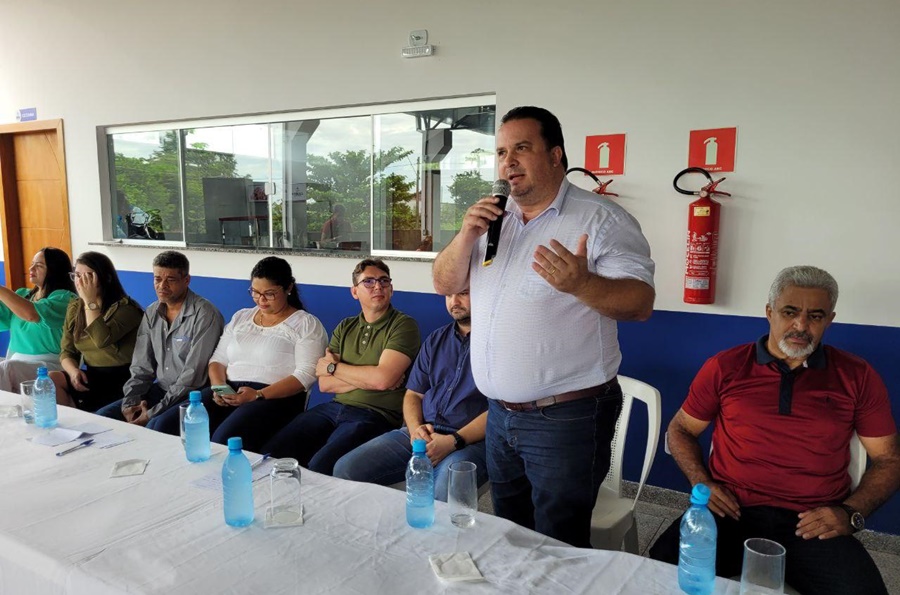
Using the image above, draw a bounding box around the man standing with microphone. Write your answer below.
[433,106,655,548]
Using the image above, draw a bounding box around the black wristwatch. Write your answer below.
[327,362,337,375]
[839,503,865,532]
[451,432,466,451]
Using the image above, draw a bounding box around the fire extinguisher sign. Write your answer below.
[584,134,626,175]
[688,127,737,172]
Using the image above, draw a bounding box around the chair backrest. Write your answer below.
[600,375,662,509]
[849,431,866,491]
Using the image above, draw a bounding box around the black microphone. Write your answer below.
[482,179,510,267]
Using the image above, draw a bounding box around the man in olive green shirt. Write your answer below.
[263,258,420,475]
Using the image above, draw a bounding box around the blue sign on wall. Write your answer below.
[16,107,37,122]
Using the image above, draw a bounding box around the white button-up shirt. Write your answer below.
[468,179,655,402]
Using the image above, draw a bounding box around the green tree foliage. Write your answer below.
[379,172,417,229]
[446,169,492,230]
[183,141,242,234]
[114,136,423,246]
[113,131,239,237]
[306,147,416,237]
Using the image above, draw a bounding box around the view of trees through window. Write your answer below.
[107,99,496,254]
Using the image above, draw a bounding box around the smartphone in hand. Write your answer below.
[211,385,236,396]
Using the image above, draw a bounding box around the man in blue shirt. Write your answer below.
[333,289,488,500]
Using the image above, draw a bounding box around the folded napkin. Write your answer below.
[110,459,149,478]
[0,405,22,418]
[428,552,484,583]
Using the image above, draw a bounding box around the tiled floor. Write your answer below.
[476,489,900,594]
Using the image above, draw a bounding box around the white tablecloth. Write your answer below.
[0,391,739,594]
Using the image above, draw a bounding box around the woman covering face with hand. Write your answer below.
[49,252,143,411]
[0,247,77,391]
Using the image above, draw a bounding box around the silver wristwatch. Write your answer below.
[839,503,865,532]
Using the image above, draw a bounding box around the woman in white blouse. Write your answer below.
[168,256,327,452]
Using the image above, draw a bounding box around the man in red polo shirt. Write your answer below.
[650,265,899,595]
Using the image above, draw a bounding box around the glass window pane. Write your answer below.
[182,124,273,247]
[109,130,184,241]
[300,116,372,252]
[105,98,495,253]
[374,105,496,253]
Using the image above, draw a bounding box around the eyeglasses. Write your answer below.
[356,277,392,289]
[248,287,282,301]
[68,272,88,281]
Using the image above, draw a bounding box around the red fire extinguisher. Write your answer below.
[673,167,731,304]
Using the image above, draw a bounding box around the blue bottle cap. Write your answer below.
[36,367,48,376]
[690,483,711,505]
[189,390,202,403]
[412,439,426,453]
[227,437,243,450]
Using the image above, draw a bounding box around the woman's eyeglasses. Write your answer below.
[248,288,281,301]
[68,272,88,281]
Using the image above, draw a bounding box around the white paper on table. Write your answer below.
[91,432,134,449]
[31,428,84,447]
[66,422,112,435]
[190,457,275,491]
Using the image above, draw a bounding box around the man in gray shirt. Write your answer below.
[97,251,224,431]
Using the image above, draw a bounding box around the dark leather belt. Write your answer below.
[497,377,619,412]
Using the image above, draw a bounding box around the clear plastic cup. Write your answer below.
[178,402,188,445]
[740,538,786,594]
[20,380,36,424]
[266,458,303,527]
[448,461,478,528]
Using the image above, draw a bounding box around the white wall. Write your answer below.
[1,0,898,325]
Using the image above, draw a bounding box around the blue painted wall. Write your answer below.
[7,266,899,533]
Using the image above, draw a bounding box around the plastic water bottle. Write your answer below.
[183,390,210,462]
[406,438,434,528]
[33,367,58,428]
[678,483,717,595]
[223,436,254,527]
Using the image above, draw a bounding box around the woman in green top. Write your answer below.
[0,247,77,392]
[49,252,143,411]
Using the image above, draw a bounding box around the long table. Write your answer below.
[0,391,739,594]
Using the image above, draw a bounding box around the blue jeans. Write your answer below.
[261,401,394,476]
[333,426,489,502]
[649,505,888,595]
[95,384,180,432]
[486,387,622,548]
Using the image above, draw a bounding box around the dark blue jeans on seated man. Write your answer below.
[649,505,888,595]
[262,401,395,476]
[95,384,182,432]
[333,425,488,501]
[486,386,622,549]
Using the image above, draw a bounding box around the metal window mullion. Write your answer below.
[267,124,274,248]
[177,130,188,244]
[369,114,376,251]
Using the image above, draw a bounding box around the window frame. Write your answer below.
[101,94,497,256]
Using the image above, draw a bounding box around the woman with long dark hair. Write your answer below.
[155,256,327,452]
[0,247,77,391]
[49,252,143,411]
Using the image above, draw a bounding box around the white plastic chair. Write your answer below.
[590,375,661,552]
[848,431,866,491]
